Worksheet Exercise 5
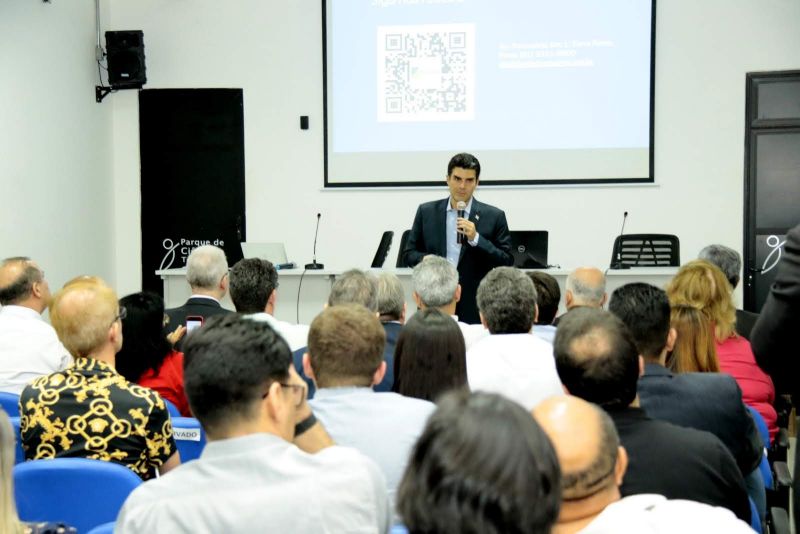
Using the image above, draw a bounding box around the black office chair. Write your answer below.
[370,231,394,268]
[609,234,680,268]
[396,230,412,267]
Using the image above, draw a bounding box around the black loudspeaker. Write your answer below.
[106,30,146,89]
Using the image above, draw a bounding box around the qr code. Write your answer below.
[377,24,475,122]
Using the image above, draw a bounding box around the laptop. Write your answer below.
[509,231,548,269]
[239,242,289,264]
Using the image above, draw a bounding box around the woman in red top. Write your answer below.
[116,292,191,416]
[667,260,777,440]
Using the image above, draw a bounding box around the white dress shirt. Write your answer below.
[247,312,309,352]
[578,494,753,534]
[310,387,435,523]
[532,324,557,345]
[116,433,390,534]
[467,333,563,410]
[451,315,489,349]
[0,305,71,394]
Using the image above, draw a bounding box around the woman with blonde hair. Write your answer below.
[668,303,720,373]
[667,260,777,439]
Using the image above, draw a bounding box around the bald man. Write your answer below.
[554,267,607,326]
[0,257,70,393]
[534,396,753,534]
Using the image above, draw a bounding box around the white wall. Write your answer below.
[0,1,115,290]
[103,1,800,296]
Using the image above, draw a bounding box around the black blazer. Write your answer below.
[609,406,751,523]
[165,297,232,350]
[638,363,763,475]
[403,197,514,324]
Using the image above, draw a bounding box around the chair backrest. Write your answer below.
[86,521,116,534]
[371,231,394,268]
[0,391,20,417]
[747,406,774,490]
[610,234,680,267]
[9,417,25,464]
[163,398,181,418]
[14,458,141,533]
[396,230,412,267]
[172,416,207,462]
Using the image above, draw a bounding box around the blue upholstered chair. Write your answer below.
[9,416,25,464]
[0,391,20,417]
[163,398,182,418]
[14,458,141,533]
[172,416,206,462]
[86,521,116,534]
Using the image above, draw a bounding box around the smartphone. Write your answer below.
[185,316,204,333]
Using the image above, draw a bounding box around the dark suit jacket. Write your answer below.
[609,406,751,523]
[403,197,513,324]
[375,321,402,393]
[638,363,763,475]
[749,222,800,533]
[165,297,232,351]
[735,308,759,341]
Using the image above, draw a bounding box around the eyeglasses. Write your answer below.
[262,382,307,409]
[110,306,127,327]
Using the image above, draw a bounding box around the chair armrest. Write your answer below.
[768,507,790,534]
[773,461,792,488]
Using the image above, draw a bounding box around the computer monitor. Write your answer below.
[239,242,288,264]
[509,231,548,269]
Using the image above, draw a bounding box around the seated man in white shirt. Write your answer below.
[0,257,71,394]
[304,304,436,521]
[117,314,389,534]
[533,395,753,534]
[467,266,563,410]
[228,257,309,351]
[411,255,487,349]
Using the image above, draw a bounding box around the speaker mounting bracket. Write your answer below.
[95,86,114,103]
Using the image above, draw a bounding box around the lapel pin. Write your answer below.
[475,214,480,221]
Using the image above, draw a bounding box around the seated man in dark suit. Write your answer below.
[402,153,514,324]
[698,244,759,339]
[375,272,405,392]
[554,308,751,523]
[165,245,231,349]
[609,283,765,516]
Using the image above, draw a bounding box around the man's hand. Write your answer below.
[457,217,477,241]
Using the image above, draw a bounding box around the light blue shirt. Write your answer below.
[310,387,436,523]
[445,197,479,266]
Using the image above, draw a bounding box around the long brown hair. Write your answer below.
[667,304,720,373]
[666,260,737,341]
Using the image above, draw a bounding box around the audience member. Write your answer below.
[117,314,389,533]
[666,260,777,438]
[467,266,562,409]
[392,308,468,402]
[533,395,753,534]
[553,308,750,522]
[411,256,488,348]
[698,244,759,339]
[305,304,435,520]
[0,257,71,394]
[609,283,764,517]
[20,280,179,479]
[0,409,77,534]
[553,267,606,325]
[374,272,406,391]
[529,270,561,344]
[228,257,309,351]
[749,221,800,533]
[397,390,561,534]
[327,269,378,310]
[668,304,720,373]
[115,292,191,416]
[165,245,231,350]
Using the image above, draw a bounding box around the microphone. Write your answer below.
[609,211,630,270]
[304,213,325,270]
[456,200,466,245]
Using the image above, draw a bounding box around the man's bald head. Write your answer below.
[565,267,607,309]
[534,396,623,502]
[0,257,50,311]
